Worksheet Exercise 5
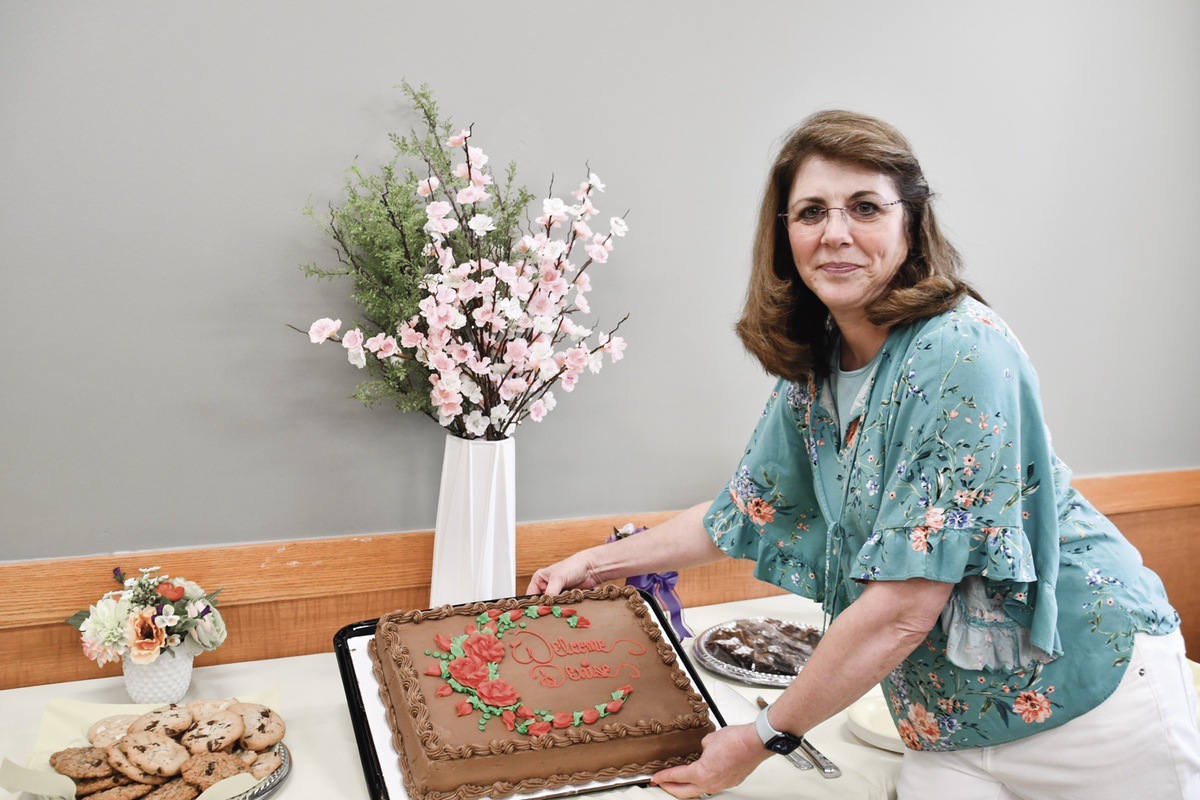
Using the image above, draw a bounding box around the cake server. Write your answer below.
[755,696,839,778]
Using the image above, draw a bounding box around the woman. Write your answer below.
[527,111,1200,799]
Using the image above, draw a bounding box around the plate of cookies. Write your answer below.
[33,697,289,800]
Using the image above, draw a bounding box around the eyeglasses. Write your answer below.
[778,198,904,235]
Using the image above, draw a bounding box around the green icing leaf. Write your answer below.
[573,712,584,726]
[567,616,579,628]
[552,606,563,618]
[523,606,539,619]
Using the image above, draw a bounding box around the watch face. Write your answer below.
[767,734,801,754]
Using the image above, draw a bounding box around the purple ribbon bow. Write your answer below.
[608,524,693,640]
[626,570,693,640]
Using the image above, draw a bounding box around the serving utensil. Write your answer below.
[755,696,840,778]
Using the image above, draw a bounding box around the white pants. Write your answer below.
[896,630,1200,800]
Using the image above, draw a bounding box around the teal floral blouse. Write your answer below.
[705,298,1178,750]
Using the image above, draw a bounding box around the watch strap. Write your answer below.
[754,704,804,754]
[754,704,781,745]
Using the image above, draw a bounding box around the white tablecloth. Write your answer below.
[0,594,901,800]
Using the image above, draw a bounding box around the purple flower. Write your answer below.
[946,510,973,529]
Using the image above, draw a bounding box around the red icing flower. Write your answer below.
[552,712,574,729]
[561,608,576,617]
[456,700,473,717]
[527,722,552,736]
[575,617,591,629]
[536,606,553,616]
[605,699,623,714]
[434,634,454,652]
[155,582,185,602]
[448,656,489,688]
[501,710,516,731]
[581,709,600,724]
[462,633,504,665]
[435,685,453,698]
[487,609,504,620]
[476,679,521,708]
[424,663,443,677]
[617,685,634,696]
[515,705,536,720]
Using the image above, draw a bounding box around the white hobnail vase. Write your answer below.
[429,435,516,608]
[122,649,194,704]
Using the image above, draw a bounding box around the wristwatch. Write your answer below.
[754,704,804,755]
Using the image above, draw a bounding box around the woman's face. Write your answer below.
[784,156,909,322]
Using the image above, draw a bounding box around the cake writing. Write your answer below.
[423,604,635,736]
[509,630,645,688]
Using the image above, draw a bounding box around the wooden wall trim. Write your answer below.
[1072,469,1200,515]
[2,469,1195,690]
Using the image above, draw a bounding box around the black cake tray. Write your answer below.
[334,589,725,800]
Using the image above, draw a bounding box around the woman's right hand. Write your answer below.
[526,503,721,597]
[525,550,603,596]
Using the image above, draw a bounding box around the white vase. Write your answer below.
[429,435,516,607]
[122,649,194,704]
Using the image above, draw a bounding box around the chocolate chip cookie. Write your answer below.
[121,731,189,777]
[141,778,200,800]
[229,703,286,750]
[49,746,114,779]
[179,710,245,755]
[128,705,193,738]
[87,714,139,748]
[82,784,156,800]
[180,752,249,790]
[105,742,168,786]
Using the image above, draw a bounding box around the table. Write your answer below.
[0,594,902,800]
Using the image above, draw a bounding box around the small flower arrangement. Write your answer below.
[299,83,629,440]
[66,567,226,666]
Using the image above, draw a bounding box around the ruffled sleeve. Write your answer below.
[703,379,829,602]
[854,309,1064,665]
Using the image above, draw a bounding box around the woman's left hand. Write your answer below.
[651,723,770,798]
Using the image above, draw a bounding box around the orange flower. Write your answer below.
[924,507,945,531]
[897,719,921,750]
[909,527,931,553]
[746,498,775,526]
[155,582,185,602]
[124,607,165,665]
[907,703,940,742]
[1013,690,1052,724]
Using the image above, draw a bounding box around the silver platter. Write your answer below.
[229,742,291,800]
[692,617,821,688]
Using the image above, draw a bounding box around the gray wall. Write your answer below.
[2,2,1197,561]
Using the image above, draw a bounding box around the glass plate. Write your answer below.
[230,742,291,800]
[691,617,821,687]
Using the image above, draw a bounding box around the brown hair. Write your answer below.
[736,110,981,380]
